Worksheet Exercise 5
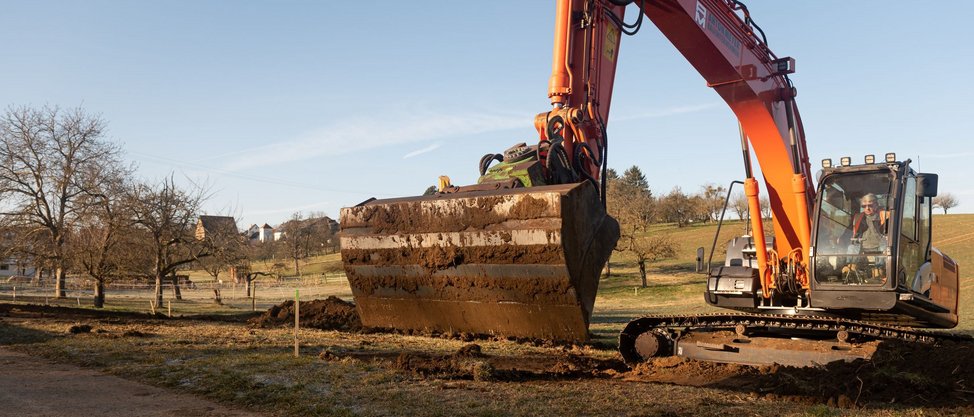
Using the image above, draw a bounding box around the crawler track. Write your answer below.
[619,313,973,366]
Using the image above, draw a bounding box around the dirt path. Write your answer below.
[0,348,260,417]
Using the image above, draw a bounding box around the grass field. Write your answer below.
[5,214,972,336]
[1,214,972,416]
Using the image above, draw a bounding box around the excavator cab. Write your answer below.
[809,157,958,328]
[705,157,958,328]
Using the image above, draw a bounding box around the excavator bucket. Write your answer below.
[339,182,619,341]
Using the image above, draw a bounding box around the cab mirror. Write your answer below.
[695,247,705,273]
[917,174,939,197]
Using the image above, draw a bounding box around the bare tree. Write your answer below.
[607,176,677,287]
[760,195,772,220]
[731,191,749,220]
[277,211,337,275]
[279,212,308,276]
[933,193,959,214]
[229,263,269,298]
[68,174,135,308]
[628,235,678,288]
[658,187,694,227]
[700,183,727,222]
[128,176,209,306]
[607,172,655,241]
[0,106,124,298]
[198,216,246,284]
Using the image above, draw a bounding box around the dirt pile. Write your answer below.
[626,339,974,407]
[67,324,92,334]
[329,344,625,383]
[250,296,361,331]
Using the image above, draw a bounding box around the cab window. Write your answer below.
[813,172,892,286]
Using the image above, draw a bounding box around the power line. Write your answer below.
[129,151,397,198]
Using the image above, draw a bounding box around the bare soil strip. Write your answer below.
[0,347,259,417]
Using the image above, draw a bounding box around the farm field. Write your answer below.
[1,214,973,416]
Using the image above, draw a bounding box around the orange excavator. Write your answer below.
[341,0,961,366]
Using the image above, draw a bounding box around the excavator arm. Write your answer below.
[340,0,816,341]
[538,0,815,295]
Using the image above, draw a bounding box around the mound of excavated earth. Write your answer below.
[626,338,974,407]
[250,296,361,331]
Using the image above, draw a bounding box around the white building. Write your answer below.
[246,223,276,243]
[0,257,35,279]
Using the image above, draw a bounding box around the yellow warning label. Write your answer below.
[603,24,619,62]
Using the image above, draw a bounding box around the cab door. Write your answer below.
[897,176,924,290]
[900,176,957,309]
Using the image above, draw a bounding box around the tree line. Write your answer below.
[604,166,773,287]
[0,106,337,307]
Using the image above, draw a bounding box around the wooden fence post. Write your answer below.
[294,289,300,358]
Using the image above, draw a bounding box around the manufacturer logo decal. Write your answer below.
[695,0,741,57]
[695,1,707,28]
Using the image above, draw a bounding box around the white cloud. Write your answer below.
[403,142,442,159]
[611,102,722,122]
[219,109,526,171]
[214,103,720,171]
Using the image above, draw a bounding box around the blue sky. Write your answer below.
[2,1,972,227]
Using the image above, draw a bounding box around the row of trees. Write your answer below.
[0,106,216,307]
[0,106,339,307]
[267,212,339,276]
[608,167,767,228]
[603,166,774,287]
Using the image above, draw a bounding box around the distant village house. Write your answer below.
[245,223,275,243]
[196,215,239,240]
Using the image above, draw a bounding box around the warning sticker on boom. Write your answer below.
[603,24,619,62]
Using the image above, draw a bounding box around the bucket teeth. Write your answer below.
[340,182,619,341]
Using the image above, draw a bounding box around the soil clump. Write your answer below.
[250,296,361,331]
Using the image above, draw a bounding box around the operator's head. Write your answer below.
[860,193,878,214]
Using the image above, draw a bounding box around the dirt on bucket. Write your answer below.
[250,296,361,331]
